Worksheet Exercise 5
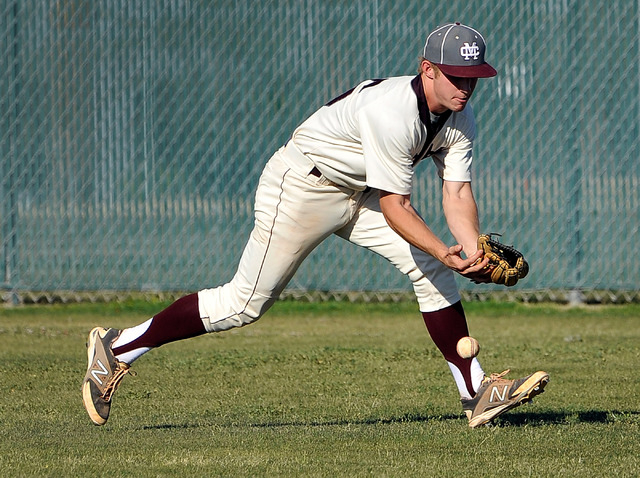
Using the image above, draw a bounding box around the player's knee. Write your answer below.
[236,303,263,326]
[201,304,263,333]
[197,286,274,333]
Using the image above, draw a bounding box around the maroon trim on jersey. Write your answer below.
[411,75,452,165]
[411,74,431,126]
[326,86,357,106]
[325,78,386,106]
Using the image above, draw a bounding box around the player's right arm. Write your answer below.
[378,190,488,277]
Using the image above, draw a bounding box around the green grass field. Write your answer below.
[1,300,639,477]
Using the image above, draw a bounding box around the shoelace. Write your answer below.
[486,369,510,383]
[101,365,134,401]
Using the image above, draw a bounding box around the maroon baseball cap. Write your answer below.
[423,23,497,78]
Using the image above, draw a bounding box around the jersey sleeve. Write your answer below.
[430,107,476,182]
[358,101,419,195]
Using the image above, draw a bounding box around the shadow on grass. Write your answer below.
[142,409,639,430]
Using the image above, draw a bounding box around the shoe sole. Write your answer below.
[468,372,550,428]
[82,327,108,426]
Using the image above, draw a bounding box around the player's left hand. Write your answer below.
[476,233,529,286]
[467,263,496,284]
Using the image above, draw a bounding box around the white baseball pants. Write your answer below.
[198,143,460,332]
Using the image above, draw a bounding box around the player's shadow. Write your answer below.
[486,409,614,427]
[251,409,629,428]
[141,409,636,430]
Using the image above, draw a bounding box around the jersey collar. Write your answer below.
[411,74,452,128]
[411,75,431,126]
[410,75,452,165]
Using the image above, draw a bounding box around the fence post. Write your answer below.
[567,12,584,299]
[3,1,20,290]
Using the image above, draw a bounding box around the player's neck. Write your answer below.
[421,73,448,114]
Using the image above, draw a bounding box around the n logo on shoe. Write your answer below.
[490,385,508,402]
[91,359,109,385]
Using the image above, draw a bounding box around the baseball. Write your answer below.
[456,336,480,359]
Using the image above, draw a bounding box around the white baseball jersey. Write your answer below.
[291,75,477,195]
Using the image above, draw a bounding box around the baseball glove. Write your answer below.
[477,233,529,287]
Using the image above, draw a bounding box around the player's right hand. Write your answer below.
[441,245,492,281]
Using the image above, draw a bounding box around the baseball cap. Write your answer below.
[423,22,497,78]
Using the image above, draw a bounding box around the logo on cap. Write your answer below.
[460,42,480,61]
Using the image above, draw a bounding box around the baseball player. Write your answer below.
[82,23,549,428]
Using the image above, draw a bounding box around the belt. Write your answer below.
[281,141,336,187]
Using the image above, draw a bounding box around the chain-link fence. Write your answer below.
[2,0,639,304]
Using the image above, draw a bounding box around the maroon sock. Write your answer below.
[421,301,475,397]
[112,293,206,355]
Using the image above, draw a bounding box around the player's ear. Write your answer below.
[422,60,436,79]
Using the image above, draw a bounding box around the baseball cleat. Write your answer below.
[82,327,132,425]
[461,369,549,428]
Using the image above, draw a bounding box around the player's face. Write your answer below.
[431,71,478,113]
